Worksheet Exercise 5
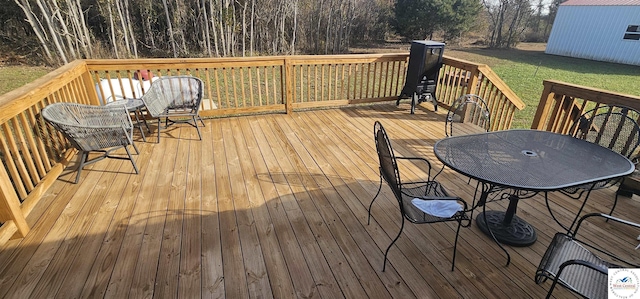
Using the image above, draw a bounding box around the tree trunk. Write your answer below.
[75,0,93,57]
[291,0,297,55]
[35,0,68,63]
[242,0,247,57]
[123,0,138,57]
[107,0,120,58]
[51,0,78,59]
[115,0,132,57]
[162,0,178,57]
[250,0,254,56]
[208,0,220,56]
[201,0,212,56]
[13,0,56,63]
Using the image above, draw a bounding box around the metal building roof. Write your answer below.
[561,0,640,5]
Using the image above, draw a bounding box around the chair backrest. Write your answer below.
[374,121,402,200]
[536,213,640,298]
[445,94,491,137]
[41,102,132,151]
[142,76,204,117]
[570,105,640,158]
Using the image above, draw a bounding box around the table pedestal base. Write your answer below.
[476,211,537,247]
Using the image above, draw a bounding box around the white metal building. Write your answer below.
[545,0,640,66]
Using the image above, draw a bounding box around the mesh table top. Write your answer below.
[434,129,634,191]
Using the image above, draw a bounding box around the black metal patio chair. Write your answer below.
[41,102,139,183]
[445,94,491,137]
[367,121,471,271]
[435,94,491,192]
[545,104,640,231]
[535,212,640,299]
[141,76,204,142]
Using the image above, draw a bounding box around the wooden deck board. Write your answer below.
[2,103,640,298]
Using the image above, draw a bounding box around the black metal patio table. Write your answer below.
[433,129,634,264]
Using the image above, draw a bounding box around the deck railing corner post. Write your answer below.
[531,80,555,130]
[284,58,294,114]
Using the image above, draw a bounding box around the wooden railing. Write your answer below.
[438,57,526,131]
[0,53,525,244]
[531,80,640,133]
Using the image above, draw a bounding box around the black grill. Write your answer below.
[397,40,444,114]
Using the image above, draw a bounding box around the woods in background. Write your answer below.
[1,0,559,66]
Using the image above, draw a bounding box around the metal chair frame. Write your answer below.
[367,121,471,272]
[546,104,640,231]
[535,213,640,299]
[444,94,491,137]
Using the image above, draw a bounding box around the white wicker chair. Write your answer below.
[140,76,204,142]
[42,102,139,183]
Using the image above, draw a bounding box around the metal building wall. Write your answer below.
[545,5,640,66]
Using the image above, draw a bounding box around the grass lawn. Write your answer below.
[445,43,640,128]
[0,65,52,96]
[1,44,639,129]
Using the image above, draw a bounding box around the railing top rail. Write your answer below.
[442,55,482,71]
[0,60,87,124]
[544,79,640,98]
[83,53,412,69]
[478,65,526,110]
[543,79,640,110]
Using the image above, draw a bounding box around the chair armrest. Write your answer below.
[396,156,432,166]
[396,156,434,176]
[549,258,608,297]
[574,213,640,236]
[558,259,608,276]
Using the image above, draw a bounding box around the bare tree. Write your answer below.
[483,0,533,48]
[162,0,178,57]
[9,0,393,65]
[13,0,56,64]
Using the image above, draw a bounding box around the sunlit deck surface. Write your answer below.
[1,103,639,298]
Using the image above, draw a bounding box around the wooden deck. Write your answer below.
[1,103,639,298]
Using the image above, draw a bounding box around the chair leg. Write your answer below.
[131,141,139,155]
[451,220,462,271]
[368,175,383,225]
[609,193,620,218]
[545,192,570,232]
[545,275,562,299]
[157,118,161,143]
[383,218,405,272]
[193,116,202,140]
[567,188,593,233]
[432,165,445,181]
[123,145,139,174]
[481,204,511,266]
[74,151,89,184]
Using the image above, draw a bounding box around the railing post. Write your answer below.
[531,81,555,130]
[81,61,100,106]
[284,58,293,114]
[0,164,29,238]
[466,65,480,95]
